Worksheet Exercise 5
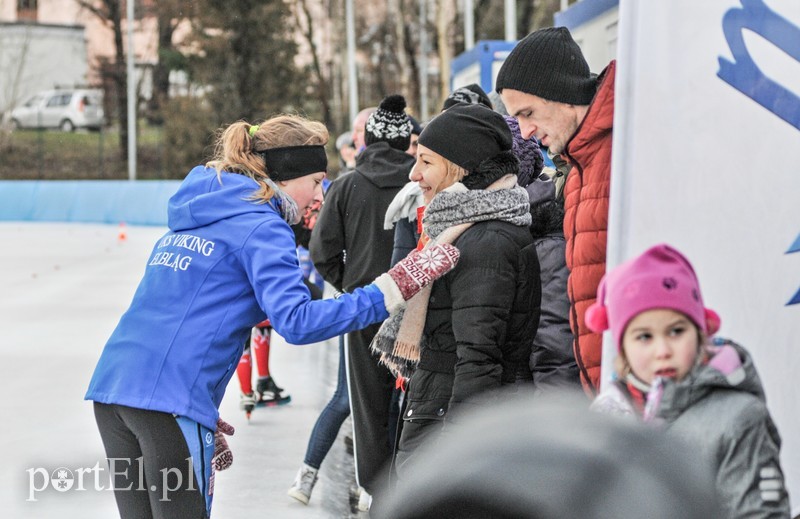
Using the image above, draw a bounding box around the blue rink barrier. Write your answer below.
[0,180,182,226]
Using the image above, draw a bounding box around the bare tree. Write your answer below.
[387,0,410,101]
[529,0,563,32]
[75,0,129,157]
[436,0,455,106]
[474,0,503,40]
[186,0,306,124]
[143,0,195,125]
[400,0,421,116]
[292,0,333,127]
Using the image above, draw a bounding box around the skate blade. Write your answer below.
[256,395,292,407]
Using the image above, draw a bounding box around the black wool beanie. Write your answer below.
[442,83,493,111]
[496,26,597,105]
[409,115,422,135]
[365,94,413,151]
[418,103,512,175]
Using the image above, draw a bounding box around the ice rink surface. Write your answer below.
[0,222,364,518]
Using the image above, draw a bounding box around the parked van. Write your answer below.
[8,89,105,131]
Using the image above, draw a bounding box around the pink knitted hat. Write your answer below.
[585,244,721,350]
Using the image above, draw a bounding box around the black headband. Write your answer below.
[258,145,328,181]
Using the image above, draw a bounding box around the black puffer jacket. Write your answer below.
[403,219,540,426]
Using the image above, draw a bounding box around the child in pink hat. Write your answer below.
[587,243,789,518]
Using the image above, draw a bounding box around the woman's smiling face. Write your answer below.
[409,144,459,204]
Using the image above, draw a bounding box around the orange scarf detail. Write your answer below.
[416,205,429,250]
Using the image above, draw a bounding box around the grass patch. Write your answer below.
[0,125,176,180]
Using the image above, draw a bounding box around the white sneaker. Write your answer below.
[357,486,372,512]
[288,464,318,505]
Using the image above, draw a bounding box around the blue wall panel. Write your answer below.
[0,180,182,226]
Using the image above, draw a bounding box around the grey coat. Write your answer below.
[594,339,790,518]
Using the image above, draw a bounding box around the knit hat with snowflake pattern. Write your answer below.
[365,94,413,151]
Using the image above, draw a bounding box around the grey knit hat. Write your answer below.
[442,83,493,111]
[496,27,597,105]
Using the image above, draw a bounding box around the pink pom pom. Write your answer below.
[585,304,609,333]
[704,308,721,336]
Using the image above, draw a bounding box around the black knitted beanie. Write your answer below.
[418,103,512,175]
[409,115,422,135]
[365,94,413,151]
[496,27,597,105]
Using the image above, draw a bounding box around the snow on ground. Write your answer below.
[0,222,362,518]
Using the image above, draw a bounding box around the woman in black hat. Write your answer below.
[370,103,542,482]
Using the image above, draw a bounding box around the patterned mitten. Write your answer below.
[212,418,235,471]
[374,243,460,313]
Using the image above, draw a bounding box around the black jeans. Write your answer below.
[93,403,211,519]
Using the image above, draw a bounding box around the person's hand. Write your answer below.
[374,244,460,312]
[212,418,235,471]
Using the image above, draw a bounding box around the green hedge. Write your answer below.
[0,126,189,180]
[0,104,346,181]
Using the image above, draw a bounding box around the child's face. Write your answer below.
[621,309,700,384]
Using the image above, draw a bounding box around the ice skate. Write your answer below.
[255,376,292,407]
[239,392,257,420]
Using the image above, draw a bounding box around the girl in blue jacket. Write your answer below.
[85,114,458,519]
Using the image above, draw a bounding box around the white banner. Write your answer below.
[610,0,800,512]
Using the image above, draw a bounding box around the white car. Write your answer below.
[8,89,105,131]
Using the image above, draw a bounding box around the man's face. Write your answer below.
[501,89,583,154]
[351,110,374,153]
[406,133,419,157]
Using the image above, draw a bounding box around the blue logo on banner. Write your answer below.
[787,234,800,306]
[719,1,800,306]
[717,0,800,131]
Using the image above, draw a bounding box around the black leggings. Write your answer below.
[94,403,211,519]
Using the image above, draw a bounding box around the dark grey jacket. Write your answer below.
[525,176,579,391]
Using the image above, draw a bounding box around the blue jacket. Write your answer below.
[86,166,389,429]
